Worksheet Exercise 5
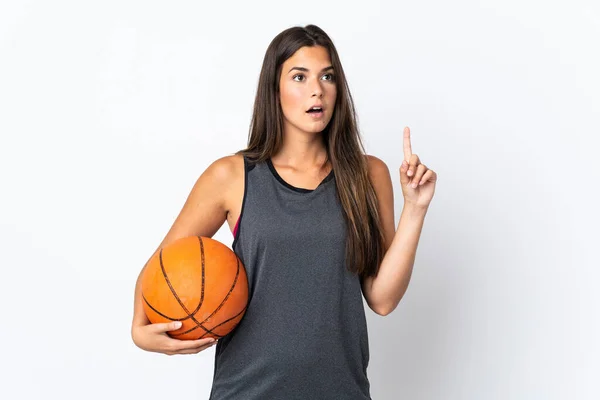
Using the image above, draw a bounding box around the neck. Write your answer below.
[274,126,328,169]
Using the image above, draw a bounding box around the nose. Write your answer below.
[311,79,323,98]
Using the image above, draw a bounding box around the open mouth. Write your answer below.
[306,106,324,117]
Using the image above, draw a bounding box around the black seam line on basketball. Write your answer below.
[151,237,206,324]
[159,245,211,334]
[172,255,242,336]
[141,245,212,327]
[142,293,187,322]
[182,236,206,320]
[159,243,209,331]
[149,238,243,339]
[171,256,244,337]
[142,292,224,338]
[154,236,224,338]
[142,244,241,339]
[172,304,248,339]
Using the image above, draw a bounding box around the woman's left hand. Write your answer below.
[399,126,437,209]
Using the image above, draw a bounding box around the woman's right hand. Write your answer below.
[132,321,218,356]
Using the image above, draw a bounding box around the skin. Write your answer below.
[130,44,437,355]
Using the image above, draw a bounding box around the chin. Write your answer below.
[303,127,327,135]
[305,121,332,133]
[307,126,327,133]
[285,116,332,135]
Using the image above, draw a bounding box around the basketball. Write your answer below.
[141,236,248,340]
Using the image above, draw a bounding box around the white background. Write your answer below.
[1,1,598,399]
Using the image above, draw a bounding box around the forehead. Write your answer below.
[282,46,331,69]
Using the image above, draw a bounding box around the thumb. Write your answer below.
[155,321,182,333]
[399,160,410,185]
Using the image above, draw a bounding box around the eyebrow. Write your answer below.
[288,66,334,74]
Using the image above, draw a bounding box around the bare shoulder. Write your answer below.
[365,154,396,249]
[210,154,245,227]
[204,153,245,207]
[206,154,244,181]
[364,154,393,204]
[155,154,245,249]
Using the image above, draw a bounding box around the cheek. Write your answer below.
[329,87,337,105]
[280,85,305,113]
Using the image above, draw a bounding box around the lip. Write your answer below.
[306,110,324,119]
[306,104,324,112]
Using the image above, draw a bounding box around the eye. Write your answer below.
[322,73,335,81]
[292,74,305,82]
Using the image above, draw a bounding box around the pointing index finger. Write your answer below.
[403,126,412,162]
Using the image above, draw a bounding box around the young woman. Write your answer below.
[131,24,437,399]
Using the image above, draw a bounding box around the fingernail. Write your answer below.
[407,170,413,176]
[174,321,182,328]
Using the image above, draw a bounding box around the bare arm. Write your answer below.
[131,155,242,353]
[361,154,431,316]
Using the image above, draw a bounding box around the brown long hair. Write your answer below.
[235,24,385,281]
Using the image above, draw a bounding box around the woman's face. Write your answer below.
[278,45,337,136]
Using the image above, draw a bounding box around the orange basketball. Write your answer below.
[141,236,248,340]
